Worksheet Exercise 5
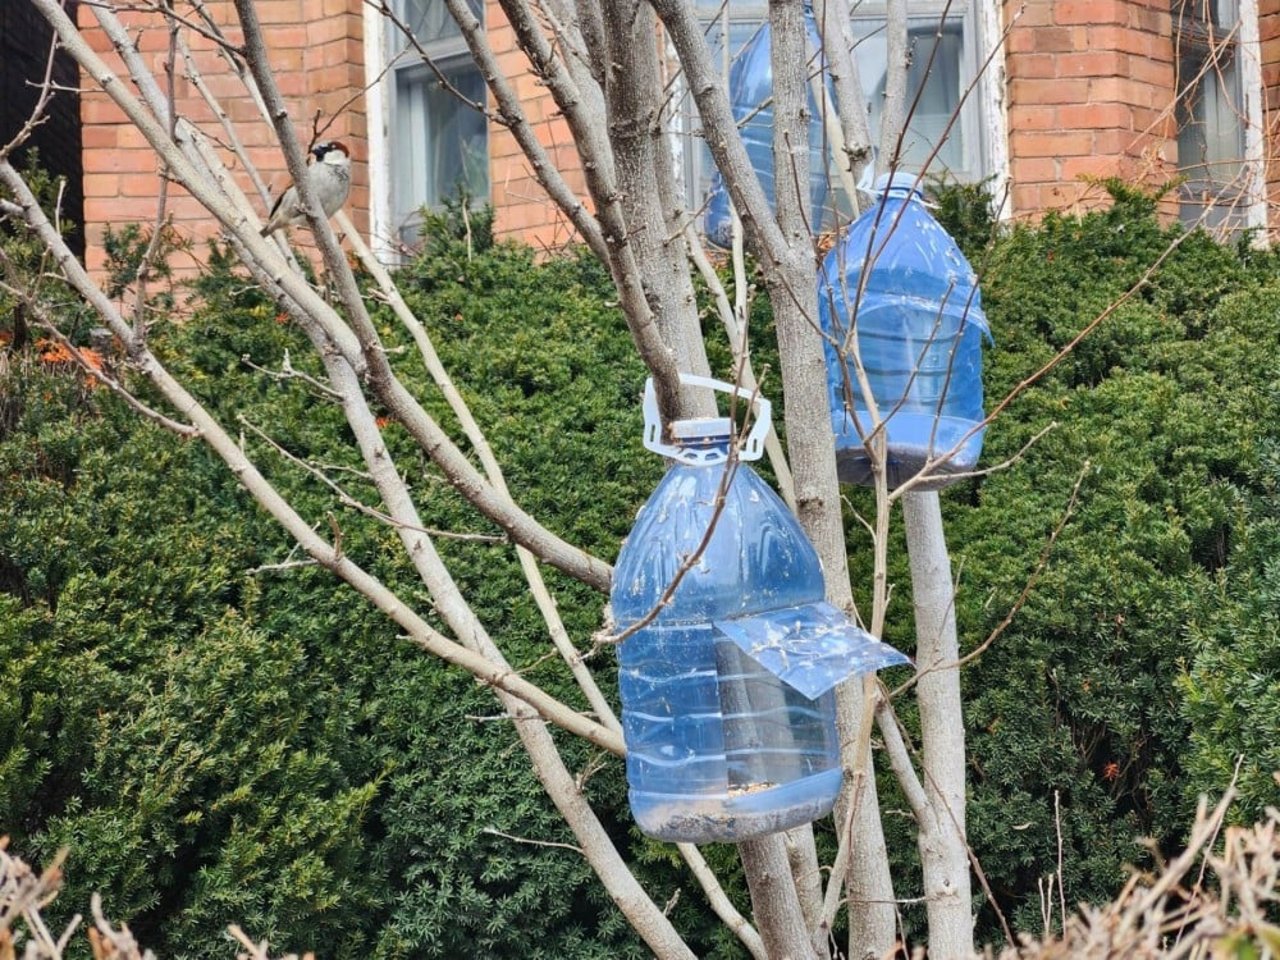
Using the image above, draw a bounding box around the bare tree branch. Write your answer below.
[32,0,613,591]
[493,0,686,421]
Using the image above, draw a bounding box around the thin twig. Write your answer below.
[481,827,585,856]
[240,416,509,544]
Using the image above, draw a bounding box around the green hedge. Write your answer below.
[880,185,1280,937]
[2,190,1279,955]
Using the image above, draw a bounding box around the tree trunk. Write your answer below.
[740,836,821,960]
[878,0,909,165]
[601,0,716,418]
[766,2,898,956]
[903,491,974,958]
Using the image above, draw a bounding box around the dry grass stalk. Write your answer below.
[977,780,1280,960]
[1,840,310,960]
[6,790,1280,960]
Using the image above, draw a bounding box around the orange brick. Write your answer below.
[1007,53,1058,79]
[94,150,162,174]
[1058,101,1133,129]
[86,197,160,223]
[1087,76,1144,106]
[81,125,119,150]
[1008,105,1059,130]
[1093,128,1144,155]
[306,16,349,44]
[1010,77,1091,104]
[1010,183,1045,213]
[82,173,119,198]
[1016,131,1093,157]
[1128,5,1169,33]
[267,24,309,48]
[1089,24,1149,57]
[312,63,352,89]
[1031,26,1082,52]
[322,40,352,66]
[1128,55,1172,87]
[1055,0,1126,25]
[488,27,518,55]
[257,1,305,25]
[1131,107,1176,138]
[1061,155,1121,179]
[1011,2,1055,28]
[1053,51,1128,77]
[120,173,163,197]
[1006,26,1037,54]
[82,97,128,126]
[1011,156,1059,181]
[115,125,155,150]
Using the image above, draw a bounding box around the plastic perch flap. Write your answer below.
[642,374,772,466]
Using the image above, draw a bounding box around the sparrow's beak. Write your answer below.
[310,143,327,159]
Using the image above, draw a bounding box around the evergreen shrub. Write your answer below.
[2,189,1278,955]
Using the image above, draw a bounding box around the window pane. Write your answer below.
[679,10,975,221]
[852,17,966,174]
[1177,48,1243,184]
[682,19,766,211]
[1176,40,1245,229]
[1176,0,1238,29]
[394,57,489,230]
[390,0,481,52]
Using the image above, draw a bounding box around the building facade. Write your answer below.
[73,0,1280,278]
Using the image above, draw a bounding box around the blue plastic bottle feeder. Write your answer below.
[612,375,909,844]
[819,173,991,490]
[703,10,846,248]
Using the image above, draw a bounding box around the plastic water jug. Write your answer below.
[612,375,909,843]
[703,11,844,248]
[819,173,990,490]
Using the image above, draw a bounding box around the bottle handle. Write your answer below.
[642,374,772,466]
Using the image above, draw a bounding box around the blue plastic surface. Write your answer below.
[819,177,990,489]
[613,427,909,843]
[703,13,843,248]
[715,601,908,700]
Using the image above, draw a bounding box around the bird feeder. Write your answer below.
[703,9,847,248]
[819,173,991,489]
[611,375,909,844]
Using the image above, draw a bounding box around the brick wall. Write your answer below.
[484,3,586,251]
[1262,0,1280,232]
[2,1,84,257]
[80,0,1277,274]
[76,0,586,279]
[1004,0,1178,217]
[78,0,369,281]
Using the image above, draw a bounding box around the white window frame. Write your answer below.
[1173,0,1266,236]
[363,2,394,260]
[367,0,490,253]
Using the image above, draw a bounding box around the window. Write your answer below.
[679,1,984,220]
[388,0,489,242]
[1174,0,1247,230]
[849,15,973,175]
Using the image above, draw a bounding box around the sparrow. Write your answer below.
[260,140,352,237]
